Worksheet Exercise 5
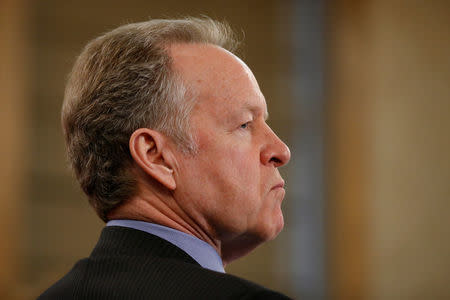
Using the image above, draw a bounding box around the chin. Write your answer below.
[255,218,284,242]
[264,211,285,241]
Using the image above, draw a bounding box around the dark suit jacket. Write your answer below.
[37,226,292,299]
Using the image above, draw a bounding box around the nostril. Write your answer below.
[269,157,282,165]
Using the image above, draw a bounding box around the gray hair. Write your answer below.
[62,17,239,221]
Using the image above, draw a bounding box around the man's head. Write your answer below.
[62,18,238,221]
[63,17,290,262]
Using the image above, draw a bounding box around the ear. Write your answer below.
[129,128,176,190]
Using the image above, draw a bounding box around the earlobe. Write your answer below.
[129,128,176,190]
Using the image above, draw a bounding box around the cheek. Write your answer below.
[192,131,263,206]
[224,148,260,187]
[197,133,257,181]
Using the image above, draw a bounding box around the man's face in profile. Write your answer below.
[169,43,290,257]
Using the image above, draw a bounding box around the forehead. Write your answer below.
[169,43,268,118]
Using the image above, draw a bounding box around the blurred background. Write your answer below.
[1,0,449,299]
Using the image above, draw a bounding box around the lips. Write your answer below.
[271,180,285,190]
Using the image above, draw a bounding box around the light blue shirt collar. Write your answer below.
[106,219,225,273]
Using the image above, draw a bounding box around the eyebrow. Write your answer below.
[244,104,269,121]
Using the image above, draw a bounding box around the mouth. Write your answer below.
[271,180,285,190]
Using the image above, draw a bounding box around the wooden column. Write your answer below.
[326,1,373,299]
[0,0,29,298]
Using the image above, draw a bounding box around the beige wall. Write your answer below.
[368,1,450,299]
[328,1,450,299]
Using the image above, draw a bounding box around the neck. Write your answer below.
[107,192,222,260]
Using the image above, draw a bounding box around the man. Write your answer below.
[38,17,291,299]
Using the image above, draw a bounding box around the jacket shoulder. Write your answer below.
[37,227,293,299]
[37,256,292,299]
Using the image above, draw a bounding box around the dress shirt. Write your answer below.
[106,219,225,273]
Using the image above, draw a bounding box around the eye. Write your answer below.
[240,122,250,129]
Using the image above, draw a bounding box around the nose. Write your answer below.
[260,125,291,168]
